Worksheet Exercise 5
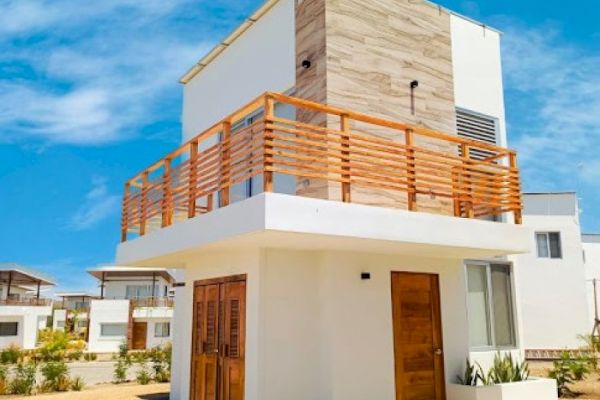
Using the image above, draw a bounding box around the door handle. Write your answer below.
[434,348,443,356]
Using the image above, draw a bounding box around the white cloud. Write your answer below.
[67,177,120,231]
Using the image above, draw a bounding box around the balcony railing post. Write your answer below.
[341,114,351,203]
[263,95,274,193]
[461,144,474,218]
[140,172,148,236]
[161,158,173,227]
[405,128,416,211]
[188,141,199,219]
[509,152,523,224]
[220,122,232,207]
[121,182,130,242]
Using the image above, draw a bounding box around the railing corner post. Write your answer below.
[263,95,275,193]
[121,182,131,242]
[161,158,173,228]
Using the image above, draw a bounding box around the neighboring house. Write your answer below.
[583,234,600,335]
[52,292,96,339]
[113,1,549,400]
[86,266,174,353]
[0,263,55,349]
[511,193,590,354]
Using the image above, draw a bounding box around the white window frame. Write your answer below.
[125,285,154,299]
[154,322,170,338]
[466,261,518,351]
[536,232,562,259]
[100,323,127,338]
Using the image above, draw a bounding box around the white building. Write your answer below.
[583,234,600,336]
[86,266,174,353]
[52,292,96,339]
[0,264,54,349]
[511,193,590,353]
[114,1,557,399]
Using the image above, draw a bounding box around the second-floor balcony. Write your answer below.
[0,298,53,307]
[121,92,522,242]
[130,297,174,308]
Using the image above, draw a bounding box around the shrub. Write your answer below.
[132,350,149,364]
[70,376,85,391]
[114,358,129,383]
[0,365,8,395]
[549,351,591,397]
[40,361,70,392]
[67,351,83,361]
[149,344,171,383]
[9,362,37,395]
[118,340,129,358]
[456,358,478,386]
[38,329,71,362]
[84,352,97,361]
[485,352,529,384]
[136,363,152,385]
[1,344,22,364]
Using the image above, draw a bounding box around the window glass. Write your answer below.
[154,322,170,338]
[125,285,153,299]
[0,322,18,336]
[549,232,562,258]
[536,233,549,258]
[467,265,491,347]
[491,265,515,347]
[56,320,65,328]
[100,323,127,337]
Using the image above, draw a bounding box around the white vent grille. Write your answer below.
[457,109,499,160]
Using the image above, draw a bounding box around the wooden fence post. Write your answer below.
[341,114,351,203]
[263,95,274,193]
[161,159,172,227]
[405,129,416,211]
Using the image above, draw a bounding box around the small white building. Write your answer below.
[52,292,96,339]
[0,263,55,349]
[112,1,559,399]
[512,193,591,353]
[86,266,175,353]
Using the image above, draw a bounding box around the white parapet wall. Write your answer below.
[447,379,558,400]
[87,299,130,353]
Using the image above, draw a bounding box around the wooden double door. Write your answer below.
[191,275,246,400]
[391,272,446,400]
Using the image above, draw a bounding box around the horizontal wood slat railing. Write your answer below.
[121,92,523,241]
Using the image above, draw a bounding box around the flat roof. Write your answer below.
[55,292,96,298]
[87,266,175,284]
[179,0,501,84]
[0,263,56,286]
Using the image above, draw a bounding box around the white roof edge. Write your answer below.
[87,265,170,272]
[55,292,95,297]
[436,2,503,35]
[179,0,280,84]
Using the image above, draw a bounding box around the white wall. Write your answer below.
[583,238,600,331]
[53,309,67,330]
[450,15,507,148]
[133,317,173,349]
[170,248,519,400]
[511,214,590,349]
[88,299,130,353]
[0,306,52,349]
[181,0,295,141]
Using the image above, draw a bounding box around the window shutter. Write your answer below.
[456,109,499,160]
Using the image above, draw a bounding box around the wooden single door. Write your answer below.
[132,322,147,350]
[191,276,246,400]
[391,272,445,400]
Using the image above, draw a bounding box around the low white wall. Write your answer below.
[0,306,51,349]
[88,300,130,353]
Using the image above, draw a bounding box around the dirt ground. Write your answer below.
[6,382,169,400]
[530,361,600,399]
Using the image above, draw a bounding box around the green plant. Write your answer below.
[40,361,70,392]
[0,344,22,364]
[132,350,149,363]
[9,362,37,395]
[0,365,8,395]
[70,376,85,391]
[485,352,529,384]
[457,358,478,386]
[84,352,97,361]
[136,362,152,385]
[38,329,71,362]
[114,358,129,383]
[118,340,129,358]
[549,351,591,397]
[67,350,83,361]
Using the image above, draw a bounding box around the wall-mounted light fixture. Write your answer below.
[410,80,419,116]
[302,59,312,69]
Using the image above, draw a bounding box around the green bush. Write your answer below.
[549,351,591,397]
[118,340,129,358]
[485,352,529,384]
[40,361,70,392]
[456,358,478,386]
[1,344,22,364]
[70,376,85,391]
[67,351,83,361]
[83,352,97,361]
[9,362,37,395]
[114,358,130,383]
[136,363,152,385]
[0,365,8,395]
[148,344,172,383]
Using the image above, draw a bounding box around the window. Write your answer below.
[467,263,516,349]
[100,323,127,337]
[56,320,65,329]
[125,285,154,299]
[536,232,562,258]
[0,322,18,337]
[154,322,170,338]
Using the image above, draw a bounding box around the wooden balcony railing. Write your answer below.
[130,297,174,308]
[122,92,522,241]
[0,298,53,306]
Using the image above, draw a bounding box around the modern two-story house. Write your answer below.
[0,264,54,349]
[52,292,96,339]
[86,266,174,353]
[114,1,554,399]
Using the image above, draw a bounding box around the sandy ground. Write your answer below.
[5,382,169,400]
[530,361,600,399]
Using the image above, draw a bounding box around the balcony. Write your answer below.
[121,92,522,242]
[0,298,53,307]
[130,297,174,308]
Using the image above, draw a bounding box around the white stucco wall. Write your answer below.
[88,299,130,353]
[511,214,590,349]
[0,306,51,349]
[583,237,600,331]
[169,249,521,400]
[450,15,507,147]
[181,0,295,141]
[133,317,173,349]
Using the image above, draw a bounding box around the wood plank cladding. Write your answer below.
[295,0,457,213]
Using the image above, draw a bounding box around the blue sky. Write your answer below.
[0,0,598,292]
